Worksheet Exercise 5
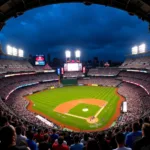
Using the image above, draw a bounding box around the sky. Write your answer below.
[0,3,150,61]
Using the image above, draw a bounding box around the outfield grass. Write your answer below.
[27,86,120,130]
[69,103,100,118]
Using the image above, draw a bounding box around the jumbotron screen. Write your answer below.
[35,55,45,66]
[64,63,82,71]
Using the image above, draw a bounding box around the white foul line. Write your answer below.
[95,106,105,117]
[65,113,87,120]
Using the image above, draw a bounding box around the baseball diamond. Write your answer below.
[26,86,124,131]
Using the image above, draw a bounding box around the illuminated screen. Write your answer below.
[123,101,127,113]
[35,55,45,66]
[64,63,82,71]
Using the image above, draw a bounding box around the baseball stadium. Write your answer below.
[0,1,150,150]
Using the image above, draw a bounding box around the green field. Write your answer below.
[69,103,100,118]
[27,86,120,130]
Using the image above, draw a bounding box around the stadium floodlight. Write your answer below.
[65,50,71,58]
[18,49,24,57]
[12,47,17,56]
[7,45,13,55]
[132,46,138,55]
[75,50,81,58]
[139,44,146,53]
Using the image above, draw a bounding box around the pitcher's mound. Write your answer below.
[87,116,98,124]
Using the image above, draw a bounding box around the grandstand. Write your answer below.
[1,0,150,148]
[0,56,150,149]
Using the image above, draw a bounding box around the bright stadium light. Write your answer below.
[12,47,17,56]
[139,43,146,53]
[65,50,71,58]
[18,49,24,57]
[132,46,138,55]
[75,50,81,58]
[7,45,13,55]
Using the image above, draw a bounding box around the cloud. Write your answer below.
[0,3,149,61]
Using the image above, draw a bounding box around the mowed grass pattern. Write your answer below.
[68,103,100,118]
[27,86,120,130]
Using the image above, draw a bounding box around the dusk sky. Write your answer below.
[0,3,150,61]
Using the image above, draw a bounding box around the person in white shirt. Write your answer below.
[16,126,27,146]
[113,132,131,150]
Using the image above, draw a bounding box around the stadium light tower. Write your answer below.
[18,49,24,57]
[139,43,146,54]
[132,46,138,55]
[7,45,13,55]
[65,50,71,62]
[75,50,81,62]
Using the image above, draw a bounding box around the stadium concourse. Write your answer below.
[0,58,150,150]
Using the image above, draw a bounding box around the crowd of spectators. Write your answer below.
[63,72,84,78]
[0,73,58,99]
[117,83,149,125]
[0,59,53,74]
[4,82,59,128]
[118,71,150,94]
[0,59,34,73]
[120,56,150,70]
[78,77,121,87]
[0,59,150,149]
[0,102,150,150]
[88,68,120,76]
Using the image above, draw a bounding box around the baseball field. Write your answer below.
[26,86,124,131]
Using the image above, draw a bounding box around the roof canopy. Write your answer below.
[0,0,150,30]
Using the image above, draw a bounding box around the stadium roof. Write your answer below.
[0,0,150,30]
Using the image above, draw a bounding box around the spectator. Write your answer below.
[39,134,51,150]
[0,116,9,127]
[125,122,142,148]
[70,135,83,150]
[52,136,69,150]
[86,139,101,150]
[54,132,67,145]
[26,126,33,139]
[26,132,38,150]
[16,126,27,146]
[133,123,150,150]
[96,133,111,150]
[138,119,143,129]
[144,117,150,124]
[80,133,89,146]
[51,129,58,143]
[34,129,43,143]
[123,127,130,138]
[0,125,29,150]
[114,132,131,150]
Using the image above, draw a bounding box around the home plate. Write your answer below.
[82,108,88,112]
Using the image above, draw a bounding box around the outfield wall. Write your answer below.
[61,79,77,85]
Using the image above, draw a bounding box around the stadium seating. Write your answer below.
[117,83,150,125]
[78,77,121,87]
[0,73,58,99]
[0,59,34,73]
[63,71,84,77]
[0,59,150,150]
[118,71,150,94]
[120,56,150,69]
[88,67,120,76]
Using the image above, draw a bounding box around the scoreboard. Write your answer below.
[64,63,82,71]
[35,55,45,66]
